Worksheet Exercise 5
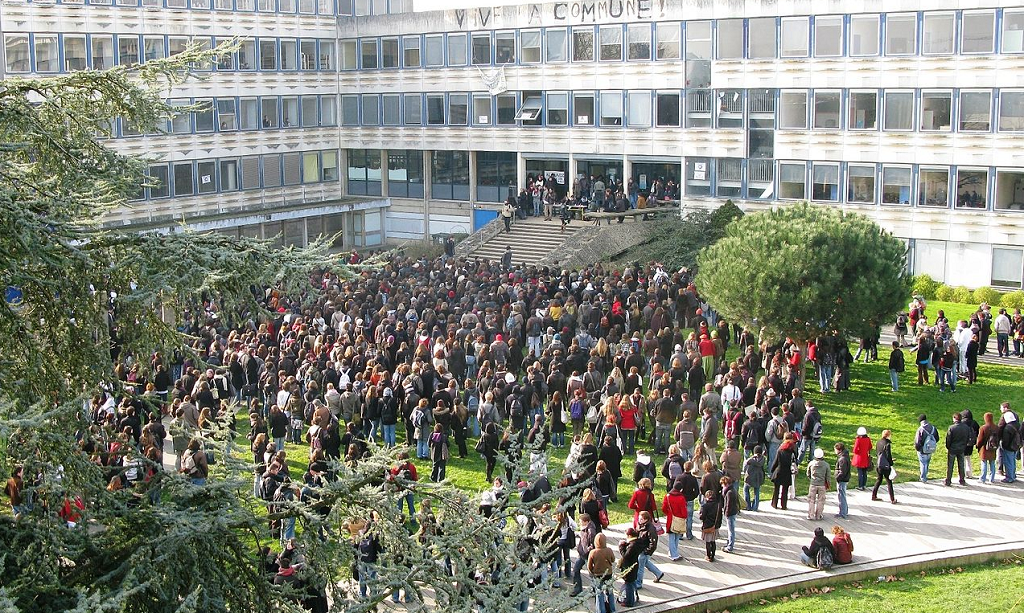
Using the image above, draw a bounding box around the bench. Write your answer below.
[583,205,677,224]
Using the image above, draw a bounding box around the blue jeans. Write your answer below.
[767,442,781,470]
[725,514,736,550]
[594,578,616,613]
[818,364,834,392]
[799,437,817,465]
[366,420,380,443]
[358,564,377,598]
[939,368,956,392]
[382,423,397,447]
[397,491,415,518]
[685,501,695,539]
[800,552,815,567]
[744,484,761,511]
[274,436,285,451]
[469,414,480,437]
[635,553,662,588]
[981,459,997,482]
[918,451,933,481]
[889,369,899,391]
[281,515,296,542]
[1003,451,1019,482]
[622,578,637,606]
[997,332,1009,356]
[621,429,636,455]
[417,438,429,459]
[191,477,207,486]
[836,481,848,517]
[667,532,681,559]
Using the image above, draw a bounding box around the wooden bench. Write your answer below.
[583,205,677,224]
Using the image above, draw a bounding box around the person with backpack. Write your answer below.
[894,312,910,347]
[742,445,767,511]
[765,406,788,469]
[998,410,1021,483]
[674,409,699,462]
[914,413,940,482]
[887,341,905,392]
[800,527,835,569]
[977,411,999,483]
[568,388,587,438]
[799,402,823,465]
[661,444,686,492]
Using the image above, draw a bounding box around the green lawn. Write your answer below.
[923,300,984,325]
[729,560,1024,613]
[249,342,1020,525]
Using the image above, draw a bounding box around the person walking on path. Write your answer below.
[742,445,766,511]
[977,412,1000,483]
[698,489,722,562]
[501,200,515,234]
[871,430,898,504]
[587,532,617,613]
[721,476,739,553]
[501,246,513,272]
[887,341,905,392]
[833,442,851,518]
[661,481,688,561]
[852,427,872,490]
[914,414,939,482]
[770,433,797,509]
[944,412,971,486]
[635,511,665,590]
[570,513,596,597]
[805,448,831,521]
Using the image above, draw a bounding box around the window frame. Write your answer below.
[599,91,623,126]
[780,17,810,58]
[627,23,652,61]
[599,25,623,61]
[747,17,777,59]
[958,89,992,132]
[779,90,809,129]
[918,166,950,208]
[849,14,880,56]
[884,13,918,56]
[848,90,879,130]
[998,90,1024,132]
[847,164,877,205]
[920,90,953,132]
[880,164,913,206]
[961,10,996,54]
[778,161,807,200]
[882,90,915,131]
[402,35,421,68]
[921,11,955,55]
[655,22,680,60]
[545,28,568,63]
[813,15,843,57]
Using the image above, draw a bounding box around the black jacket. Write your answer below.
[802,534,835,560]
[945,422,971,454]
[888,348,905,373]
[835,449,851,483]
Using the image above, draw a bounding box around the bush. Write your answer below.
[1001,291,1024,310]
[951,286,974,303]
[935,284,955,301]
[973,286,1003,306]
[912,274,941,300]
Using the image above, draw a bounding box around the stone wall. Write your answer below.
[538,219,658,270]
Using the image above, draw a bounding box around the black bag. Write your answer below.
[206,451,216,465]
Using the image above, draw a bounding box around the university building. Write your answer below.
[4,0,1024,286]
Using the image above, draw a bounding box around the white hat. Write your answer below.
[857,427,868,436]
[505,372,516,384]
[766,388,777,397]
[813,448,824,459]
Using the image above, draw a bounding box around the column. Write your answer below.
[516,151,527,194]
[422,150,432,242]
[379,149,389,197]
[623,155,634,184]
[340,148,349,196]
[469,150,479,203]
[568,154,579,197]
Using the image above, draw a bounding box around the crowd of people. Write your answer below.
[6,250,1024,611]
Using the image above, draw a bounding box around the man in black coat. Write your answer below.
[800,527,835,567]
[944,412,971,486]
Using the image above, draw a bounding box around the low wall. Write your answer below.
[538,219,659,270]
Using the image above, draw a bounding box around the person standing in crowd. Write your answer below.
[742,445,766,511]
[852,427,872,491]
[871,429,898,504]
[698,489,722,562]
[721,476,739,553]
[570,513,596,597]
[915,414,939,482]
[944,412,970,486]
[887,341,905,392]
[977,412,1000,483]
[994,308,1012,357]
[805,448,831,521]
[999,407,1020,483]
[661,481,688,561]
[770,433,797,509]
[833,442,850,518]
[587,532,616,613]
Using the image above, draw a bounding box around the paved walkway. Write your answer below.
[574,479,1024,612]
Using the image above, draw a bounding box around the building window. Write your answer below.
[387,150,424,198]
[263,154,282,188]
[577,29,602,63]
[495,31,515,64]
[91,35,114,70]
[240,97,259,130]
[881,166,912,205]
[259,39,278,70]
[33,34,58,72]
[239,40,257,70]
[322,96,337,126]
[627,24,651,60]
[361,94,379,126]
[999,91,1024,131]
[961,11,995,54]
[194,99,215,132]
[341,95,359,126]
[340,40,357,70]
[381,37,399,68]
[685,157,711,197]
[546,28,567,62]
[403,36,421,67]
[1002,10,1024,53]
[497,94,517,125]
[515,93,543,125]
[717,19,743,60]
[360,39,378,69]
[382,94,400,126]
[599,25,622,61]
[814,16,843,57]
[471,32,490,65]
[197,160,217,194]
[547,92,569,126]
[301,96,319,128]
[747,159,775,198]
[812,91,841,129]
[473,95,492,126]
[60,34,87,72]
[116,35,139,68]
[322,150,339,181]
[218,38,237,70]
[919,167,949,207]
[812,163,840,201]
[920,91,952,131]
[147,164,170,199]
[959,90,991,131]
[404,94,422,125]
[169,98,191,133]
[992,247,1024,288]
[779,162,806,199]
[748,17,777,59]
[885,13,917,55]
[448,94,468,125]
[217,99,237,131]
[627,91,651,127]
[717,89,743,128]
[280,40,297,70]
[656,23,680,59]
[4,35,29,72]
[922,12,954,55]
[431,150,470,200]
[956,168,988,209]
[717,158,742,198]
[173,162,194,196]
[848,91,878,129]
[883,91,914,131]
[280,97,298,128]
[476,151,516,202]
[347,149,382,195]
[600,91,622,126]
[656,92,680,126]
[521,30,541,63]
[574,93,595,126]
[779,90,808,129]
[686,89,712,128]
[426,94,445,125]
[261,97,279,128]
[780,17,809,57]
[686,21,712,88]
[448,33,467,66]
[241,156,260,190]
[425,35,443,67]
[142,36,165,65]
[848,164,876,204]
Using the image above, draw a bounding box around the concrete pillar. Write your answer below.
[516,151,527,194]
[623,155,634,184]
[340,148,349,195]
[379,149,389,197]
[568,154,579,197]
[422,150,432,242]
[469,150,479,203]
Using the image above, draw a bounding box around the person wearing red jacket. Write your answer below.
[851,427,873,490]
[661,481,688,561]
[390,451,419,520]
[618,396,639,455]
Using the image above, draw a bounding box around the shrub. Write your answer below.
[1001,291,1024,310]
[935,284,955,301]
[951,286,974,303]
[973,286,1003,306]
[911,274,940,300]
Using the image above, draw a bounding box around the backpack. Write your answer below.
[509,396,524,421]
[985,432,999,452]
[724,412,737,440]
[559,525,576,549]
[569,398,585,421]
[667,459,684,482]
[816,546,834,570]
[897,314,907,328]
[1009,424,1023,453]
[922,425,938,455]
[771,419,787,442]
[642,463,655,482]
[811,419,823,440]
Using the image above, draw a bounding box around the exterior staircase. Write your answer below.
[466,216,580,268]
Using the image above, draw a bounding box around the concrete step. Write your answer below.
[466,217,580,267]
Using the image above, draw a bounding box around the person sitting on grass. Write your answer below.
[800,527,835,569]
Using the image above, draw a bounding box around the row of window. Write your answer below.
[136,150,339,200]
[346,149,516,203]
[11,0,337,15]
[3,33,336,73]
[338,88,1024,134]
[115,95,337,137]
[342,8,1024,71]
